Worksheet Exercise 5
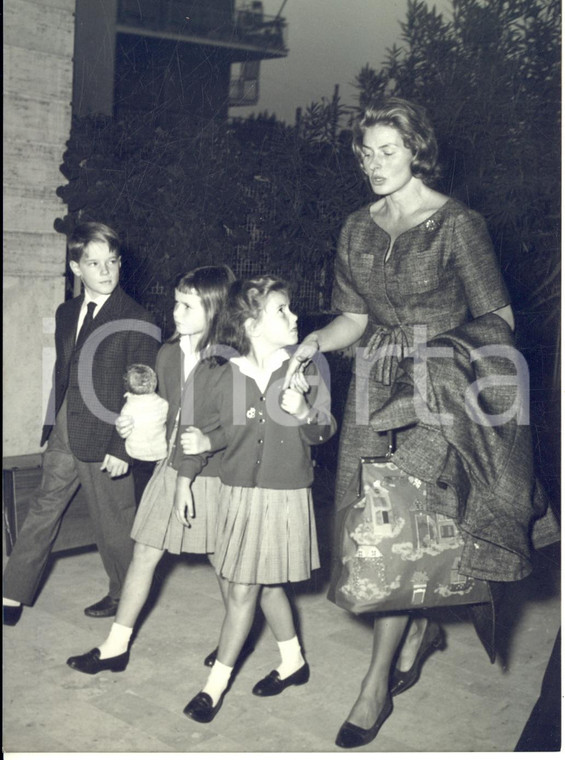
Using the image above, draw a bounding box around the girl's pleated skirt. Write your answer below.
[211,484,320,585]
[131,458,220,554]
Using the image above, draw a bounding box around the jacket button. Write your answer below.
[259,396,266,402]
[258,439,263,445]
[256,459,261,465]
[259,418,265,424]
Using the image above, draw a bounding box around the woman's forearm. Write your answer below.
[304,312,368,353]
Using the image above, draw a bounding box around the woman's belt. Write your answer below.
[355,324,413,386]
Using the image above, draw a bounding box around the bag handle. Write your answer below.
[357,430,396,496]
[165,409,181,464]
[360,429,395,464]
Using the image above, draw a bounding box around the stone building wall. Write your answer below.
[3,0,75,455]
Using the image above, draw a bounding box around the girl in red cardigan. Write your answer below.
[178,275,336,723]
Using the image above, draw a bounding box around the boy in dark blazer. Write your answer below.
[3,222,161,625]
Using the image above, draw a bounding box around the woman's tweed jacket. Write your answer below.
[370,312,559,583]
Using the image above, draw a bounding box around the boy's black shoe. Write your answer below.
[84,595,119,617]
[3,605,22,626]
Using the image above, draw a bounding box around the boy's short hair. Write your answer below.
[67,222,120,263]
[124,364,158,394]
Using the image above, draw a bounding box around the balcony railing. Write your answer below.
[117,1,288,55]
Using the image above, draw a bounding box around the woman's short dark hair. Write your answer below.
[219,275,290,357]
[352,97,440,185]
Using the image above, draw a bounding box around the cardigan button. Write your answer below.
[258,439,263,445]
[256,459,261,465]
[259,395,266,402]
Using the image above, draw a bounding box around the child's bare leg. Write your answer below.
[199,582,261,705]
[96,542,164,658]
[67,541,165,666]
[260,585,295,640]
[210,558,229,607]
[260,584,305,677]
[217,581,261,665]
[114,542,165,628]
[204,563,258,666]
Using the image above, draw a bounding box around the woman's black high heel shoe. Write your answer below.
[390,620,445,696]
[335,693,393,748]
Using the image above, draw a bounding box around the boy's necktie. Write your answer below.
[76,301,96,346]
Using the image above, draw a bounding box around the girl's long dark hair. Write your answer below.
[168,264,235,352]
[219,275,290,357]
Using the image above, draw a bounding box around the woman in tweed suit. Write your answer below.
[287,98,514,748]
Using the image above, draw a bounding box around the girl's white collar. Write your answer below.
[231,348,290,392]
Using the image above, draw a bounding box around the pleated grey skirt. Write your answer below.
[131,458,220,554]
[212,484,320,585]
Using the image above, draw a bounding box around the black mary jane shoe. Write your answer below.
[204,641,255,668]
[66,647,129,675]
[183,691,224,723]
[390,620,445,697]
[3,604,23,626]
[252,662,310,697]
[335,694,393,749]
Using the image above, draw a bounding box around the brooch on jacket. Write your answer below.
[246,407,256,419]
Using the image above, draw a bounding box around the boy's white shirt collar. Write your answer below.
[83,292,111,306]
[231,348,290,392]
[76,292,111,335]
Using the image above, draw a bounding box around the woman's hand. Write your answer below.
[115,414,134,439]
[287,371,310,394]
[180,427,211,455]
[282,314,367,389]
[282,337,319,389]
[174,476,194,527]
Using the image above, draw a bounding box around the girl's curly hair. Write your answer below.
[218,275,290,357]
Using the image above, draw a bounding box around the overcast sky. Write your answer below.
[232,0,453,124]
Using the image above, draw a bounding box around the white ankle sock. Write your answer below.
[203,660,233,706]
[98,622,133,659]
[3,598,21,607]
[276,636,305,679]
